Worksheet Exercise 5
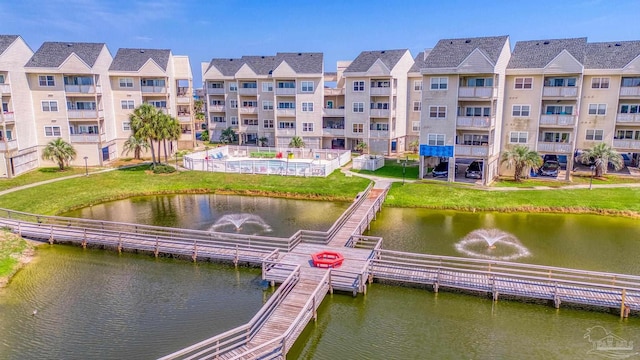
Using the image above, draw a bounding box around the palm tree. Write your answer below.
[200,129,210,143]
[500,145,542,182]
[220,127,236,144]
[194,99,206,129]
[121,135,149,160]
[130,104,159,165]
[355,142,368,154]
[157,114,180,163]
[578,143,623,177]
[42,138,76,170]
[409,140,420,153]
[258,136,268,147]
[289,136,305,148]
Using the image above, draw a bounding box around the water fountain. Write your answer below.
[209,213,272,234]
[454,228,530,261]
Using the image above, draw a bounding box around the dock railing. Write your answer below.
[350,185,389,236]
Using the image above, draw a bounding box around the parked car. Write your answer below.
[621,153,632,167]
[465,160,483,179]
[432,162,457,178]
[538,160,560,177]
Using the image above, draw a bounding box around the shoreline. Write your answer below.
[0,234,38,289]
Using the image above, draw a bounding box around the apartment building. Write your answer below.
[321,61,349,149]
[342,49,414,154]
[406,51,430,151]
[24,42,116,166]
[418,36,512,183]
[0,35,36,178]
[202,53,324,148]
[109,48,195,153]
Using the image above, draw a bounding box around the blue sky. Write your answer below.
[2,0,637,86]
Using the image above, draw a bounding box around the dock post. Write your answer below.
[81,228,86,248]
[117,233,122,254]
[329,271,333,294]
[492,291,499,302]
[154,236,159,257]
[17,222,21,237]
[234,245,239,268]
[620,289,627,318]
[433,282,439,293]
[312,297,317,321]
[554,296,561,309]
[50,225,54,245]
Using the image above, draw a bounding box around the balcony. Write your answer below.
[370,87,392,96]
[141,85,167,94]
[238,88,257,96]
[239,107,258,114]
[613,139,640,150]
[0,83,11,94]
[207,87,225,95]
[70,133,104,143]
[176,95,191,104]
[620,87,640,97]
[369,109,390,117]
[275,88,296,96]
[64,84,96,94]
[537,141,573,153]
[209,105,225,112]
[67,109,103,119]
[322,108,345,117]
[324,88,344,96]
[542,87,578,98]
[276,109,296,117]
[369,130,389,138]
[456,116,494,129]
[322,128,345,136]
[539,114,576,127]
[616,113,640,124]
[180,132,194,141]
[0,112,15,123]
[277,128,296,136]
[455,144,489,157]
[0,139,17,151]
[241,124,259,131]
[178,114,191,123]
[458,87,497,99]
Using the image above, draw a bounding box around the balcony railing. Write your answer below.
[180,133,194,141]
[616,113,640,124]
[206,87,225,95]
[276,109,296,117]
[70,133,104,143]
[178,115,191,123]
[322,108,345,116]
[455,144,489,157]
[539,114,576,127]
[324,88,344,96]
[370,109,390,117]
[0,112,14,122]
[141,86,167,93]
[0,139,17,151]
[0,84,12,94]
[370,87,392,96]
[176,96,191,104]
[238,88,257,95]
[620,87,640,97]
[209,105,225,112]
[275,88,296,95]
[322,128,345,136]
[542,86,578,97]
[613,139,640,150]
[369,130,389,138]
[239,107,258,114]
[537,141,573,153]
[456,116,494,128]
[277,128,296,136]
[458,87,497,98]
[64,84,96,93]
[67,109,102,119]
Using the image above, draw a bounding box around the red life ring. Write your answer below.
[311,251,344,268]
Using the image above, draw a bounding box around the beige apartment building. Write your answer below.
[202,53,324,148]
[418,36,512,183]
[406,51,430,151]
[0,35,37,178]
[342,49,414,154]
[109,48,195,153]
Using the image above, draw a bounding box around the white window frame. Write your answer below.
[413,101,422,112]
[301,81,314,92]
[119,77,134,88]
[514,77,533,89]
[353,81,365,92]
[352,123,363,133]
[229,100,238,109]
[278,121,295,129]
[230,116,238,125]
[147,100,167,109]
[44,126,61,137]
[430,77,448,90]
[413,80,422,91]
[588,104,607,115]
[352,102,364,113]
[121,100,135,110]
[262,82,273,92]
[228,82,238,92]
[620,104,640,114]
[0,74,5,84]
[412,121,420,132]
[512,105,530,117]
[211,116,225,123]
[427,133,445,146]
[263,119,274,128]
[262,101,273,110]
[41,100,58,112]
[243,118,258,126]
[122,122,131,131]
[428,106,446,119]
[591,77,610,89]
[302,102,314,112]
[586,129,604,141]
[302,122,314,132]
[509,131,528,144]
[38,75,55,87]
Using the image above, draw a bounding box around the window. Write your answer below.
[1,102,7,112]
[430,77,447,90]
[64,76,93,86]
[212,116,225,123]
[370,123,388,131]
[262,101,273,110]
[353,81,365,92]
[41,101,58,112]
[413,80,422,91]
[241,100,257,108]
[0,74,4,84]
[586,129,604,141]
[622,77,640,87]
[429,106,446,118]
[301,81,314,92]
[147,100,167,108]
[413,101,422,112]
[352,102,364,113]
[615,130,640,140]
[370,102,389,109]
[588,104,606,115]
[352,123,363,133]
[263,119,274,128]
[208,82,224,89]
[412,121,420,132]
[229,100,238,109]
[241,82,256,88]
[545,105,573,115]
[122,122,131,131]
[514,77,533,89]
[302,122,314,132]
[229,82,238,92]
[119,78,133,88]
[509,131,528,144]
[371,80,390,88]
[69,101,96,110]
[620,104,640,114]
[591,78,610,89]
[465,107,491,117]
[121,100,135,110]
[140,78,165,87]
[278,121,295,129]
[262,82,273,92]
[230,116,238,125]
[210,100,225,106]
[277,81,295,88]
[542,132,570,143]
[44,126,61,137]
[243,118,258,126]
[277,102,295,109]
[544,77,576,87]
[466,77,493,87]
[512,105,530,117]
[38,75,55,87]
[463,134,489,145]
[427,134,445,146]
[302,102,314,112]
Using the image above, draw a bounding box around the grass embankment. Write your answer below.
[351,159,420,179]
[0,165,371,215]
[492,173,640,188]
[0,231,32,287]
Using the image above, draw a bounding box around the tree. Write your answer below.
[220,127,236,144]
[355,142,368,153]
[130,104,160,165]
[42,138,76,170]
[121,135,149,160]
[258,136,268,147]
[200,129,210,143]
[158,114,181,163]
[500,145,542,182]
[578,143,623,177]
[409,140,420,153]
[194,99,206,129]
[289,136,305,148]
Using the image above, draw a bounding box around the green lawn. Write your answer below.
[0,167,91,192]
[493,173,640,188]
[351,159,420,179]
[0,231,28,278]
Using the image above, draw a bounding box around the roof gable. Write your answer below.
[26,42,105,68]
[585,41,640,69]
[623,54,640,74]
[508,37,587,69]
[275,53,323,74]
[423,36,508,69]
[235,63,258,78]
[458,48,495,73]
[109,48,170,72]
[57,53,92,73]
[365,58,391,76]
[544,50,583,74]
[345,49,407,73]
[271,60,296,77]
[0,35,19,56]
[136,58,166,76]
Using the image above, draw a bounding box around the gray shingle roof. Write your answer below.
[344,49,408,73]
[26,42,105,68]
[109,48,170,72]
[507,37,587,69]
[0,35,19,56]
[585,41,640,69]
[205,52,323,76]
[423,36,508,68]
[409,50,430,73]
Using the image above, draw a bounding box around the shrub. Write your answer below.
[152,164,177,174]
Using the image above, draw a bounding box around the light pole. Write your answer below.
[402,156,407,185]
[589,165,595,190]
[83,156,88,176]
